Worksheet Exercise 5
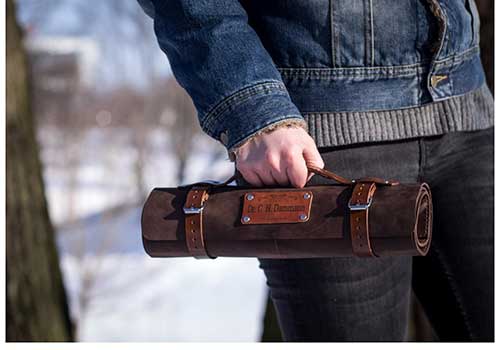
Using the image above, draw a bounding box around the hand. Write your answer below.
[234,126,324,188]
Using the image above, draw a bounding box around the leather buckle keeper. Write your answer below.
[348,182,378,257]
[183,186,215,259]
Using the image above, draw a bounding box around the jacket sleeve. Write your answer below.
[137,0,306,152]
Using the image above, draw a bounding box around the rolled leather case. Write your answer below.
[141,166,432,259]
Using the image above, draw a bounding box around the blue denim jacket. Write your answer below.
[138,0,485,151]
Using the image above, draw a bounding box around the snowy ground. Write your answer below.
[39,126,269,341]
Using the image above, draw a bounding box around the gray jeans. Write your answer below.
[237,127,494,341]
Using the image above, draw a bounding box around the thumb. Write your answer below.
[303,144,324,181]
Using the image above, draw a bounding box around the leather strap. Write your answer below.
[306,164,353,185]
[306,164,399,186]
[183,186,215,259]
[348,182,378,257]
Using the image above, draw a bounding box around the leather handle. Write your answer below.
[306,164,352,185]
[179,164,398,190]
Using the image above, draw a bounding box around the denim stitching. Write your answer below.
[201,81,289,133]
[202,81,286,126]
[278,65,425,79]
[363,0,370,67]
[329,0,335,68]
[225,114,304,150]
[369,0,375,66]
[425,0,448,61]
[277,46,479,80]
[434,45,478,65]
[300,82,488,115]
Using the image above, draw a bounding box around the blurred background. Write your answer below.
[6,0,494,342]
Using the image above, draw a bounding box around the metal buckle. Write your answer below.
[183,204,204,214]
[348,197,372,211]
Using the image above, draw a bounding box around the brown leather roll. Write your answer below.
[141,166,433,259]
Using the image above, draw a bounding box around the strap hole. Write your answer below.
[191,220,195,224]
[191,229,195,233]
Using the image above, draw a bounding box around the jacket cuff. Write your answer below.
[200,80,305,151]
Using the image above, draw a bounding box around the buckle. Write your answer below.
[348,197,372,211]
[183,204,204,214]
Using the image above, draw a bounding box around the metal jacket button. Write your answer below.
[219,130,229,145]
[430,75,448,88]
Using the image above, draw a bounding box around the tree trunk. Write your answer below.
[6,0,73,341]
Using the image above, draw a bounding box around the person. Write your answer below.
[138,0,494,341]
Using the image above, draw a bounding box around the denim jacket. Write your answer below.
[138,0,486,152]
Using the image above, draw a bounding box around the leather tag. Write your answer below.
[241,190,313,225]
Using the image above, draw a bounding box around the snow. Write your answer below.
[61,254,267,341]
[40,126,269,341]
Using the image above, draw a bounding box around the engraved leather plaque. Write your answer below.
[241,190,313,224]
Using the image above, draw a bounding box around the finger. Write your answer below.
[270,170,289,186]
[286,157,308,188]
[271,165,289,186]
[265,151,288,186]
[306,172,315,182]
[303,144,325,169]
[256,165,277,186]
[238,168,263,187]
